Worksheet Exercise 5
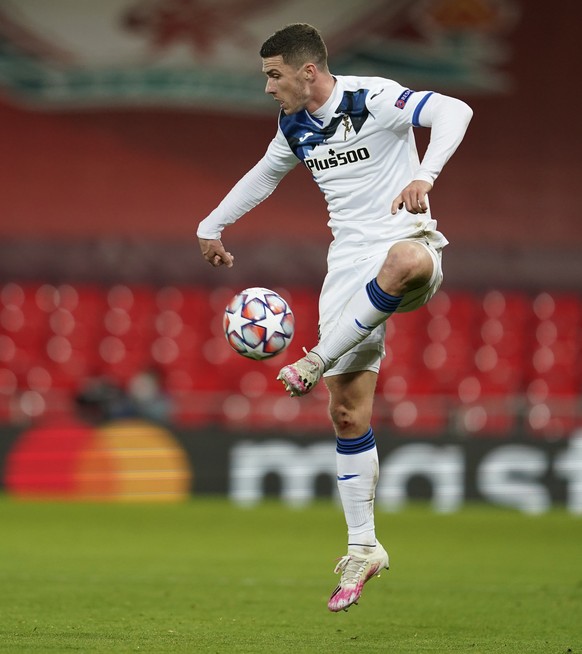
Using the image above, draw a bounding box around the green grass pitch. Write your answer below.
[0,497,580,653]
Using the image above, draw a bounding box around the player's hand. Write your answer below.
[198,237,235,268]
[391,180,433,215]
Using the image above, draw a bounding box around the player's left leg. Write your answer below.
[315,240,434,368]
[325,369,389,612]
[278,240,436,397]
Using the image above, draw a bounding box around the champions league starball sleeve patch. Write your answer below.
[395,89,415,109]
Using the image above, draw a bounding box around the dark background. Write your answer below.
[0,2,580,289]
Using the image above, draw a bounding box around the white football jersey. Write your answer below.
[198,74,473,270]
[264,75,448,269]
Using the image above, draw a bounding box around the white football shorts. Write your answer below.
[319,237,443,377]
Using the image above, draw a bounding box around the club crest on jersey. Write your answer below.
[395,89,414,109]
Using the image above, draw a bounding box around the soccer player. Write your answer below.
[197,23,472,612]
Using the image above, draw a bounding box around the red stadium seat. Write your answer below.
[1,283,582,434]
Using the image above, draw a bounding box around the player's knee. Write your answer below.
[378,241,432,295]
[329,402,371,438]
[329,404,353,433]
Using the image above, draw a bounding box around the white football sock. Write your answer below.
[313,278,402,368]
[336,428,379,551]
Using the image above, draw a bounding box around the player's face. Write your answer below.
[262,56,310,115]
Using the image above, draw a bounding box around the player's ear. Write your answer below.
[303,63,317,80]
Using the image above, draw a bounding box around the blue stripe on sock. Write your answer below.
[336,427,376,455]
[366,278,403,313]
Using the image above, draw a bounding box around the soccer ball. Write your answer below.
[223,287,295,360]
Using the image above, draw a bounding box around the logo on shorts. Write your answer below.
[395,89,414,109]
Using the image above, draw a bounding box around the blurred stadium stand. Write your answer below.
[1,281,581,439]
[0,1,581,444]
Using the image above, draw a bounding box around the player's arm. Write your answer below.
[197,135,297,267]
[391,93,473,214]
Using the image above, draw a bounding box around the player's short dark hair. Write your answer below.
[260,23,328,71]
